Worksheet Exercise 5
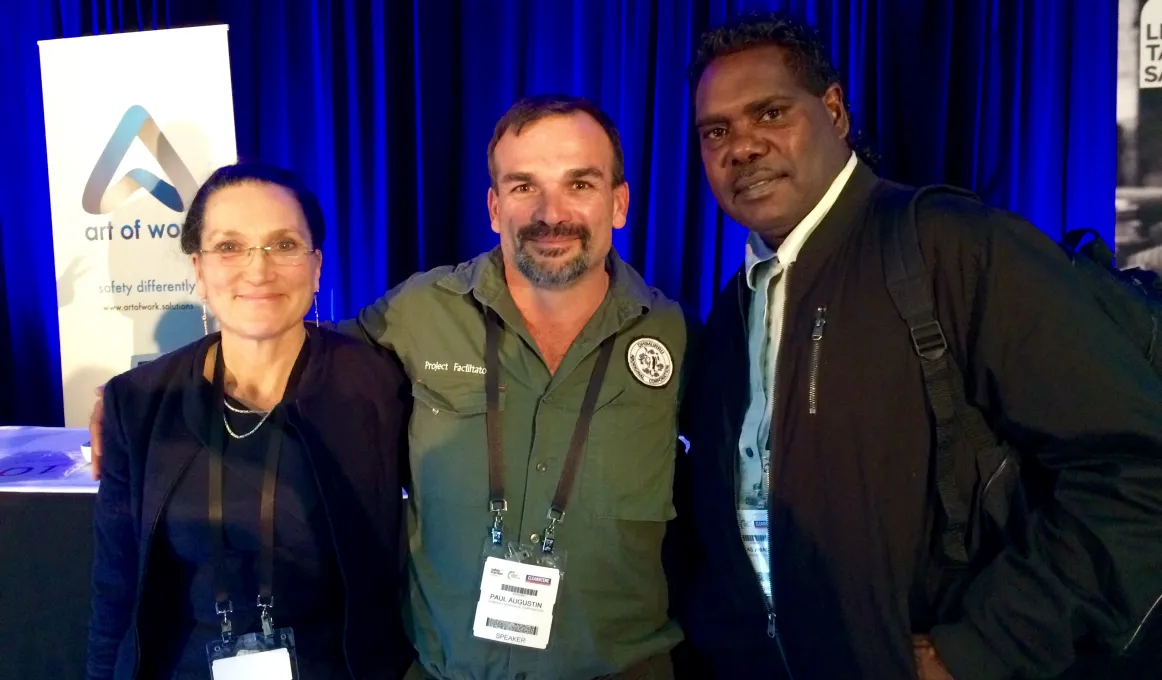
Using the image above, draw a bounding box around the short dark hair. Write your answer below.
[690,11,878,166]
[487,94,626,188]
[179,162,326,255]
[690,11,841,97]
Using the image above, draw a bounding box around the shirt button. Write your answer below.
[529,533,540,544]
[535,462,547,472]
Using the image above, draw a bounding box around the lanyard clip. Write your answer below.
[258,595,275,637]
[541,507,564,554]
[489,499,508,545]
[215,599,234,642]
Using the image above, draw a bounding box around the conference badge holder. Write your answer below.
[470,309,613,651]
[473,505,569,650]
[206,605,300,680]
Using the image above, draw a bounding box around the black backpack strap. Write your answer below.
[879,183,991,566]
[1062,228,1117,269]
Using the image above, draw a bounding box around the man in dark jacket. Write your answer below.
[678,12,1162,680]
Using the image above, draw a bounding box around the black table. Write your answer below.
[0,492,94,680]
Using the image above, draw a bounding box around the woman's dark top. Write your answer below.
[160,337,346,678]
[86,326,413,680]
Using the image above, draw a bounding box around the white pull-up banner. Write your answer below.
[39,25,237,426]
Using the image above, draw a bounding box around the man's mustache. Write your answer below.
[517,222,591,244]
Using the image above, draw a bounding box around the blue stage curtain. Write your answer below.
[0,0,1115,426]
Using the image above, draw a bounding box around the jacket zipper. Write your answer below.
[767,267,794,680]
[808,307,827,415]
[731,433,782,652]
[737,266,795,680]
[980,454,1010,500]
[1123,590,1162,653]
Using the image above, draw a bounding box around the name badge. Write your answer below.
[740,508,772,598]
[472,556,561,649]
[208,628,298,680]
[211,647,293,680]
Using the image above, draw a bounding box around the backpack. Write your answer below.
[878,184,1162,573]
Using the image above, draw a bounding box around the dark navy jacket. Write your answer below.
[86,326,413,679]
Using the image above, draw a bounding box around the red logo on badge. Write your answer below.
[526,575,552,586]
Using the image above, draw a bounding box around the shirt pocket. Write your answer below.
[409,379,502,503]
[580,386,678,523]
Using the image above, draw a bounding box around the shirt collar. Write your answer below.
[744,151,858,290]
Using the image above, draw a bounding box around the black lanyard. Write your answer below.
[208,343,283,641]
[484,308,615,554]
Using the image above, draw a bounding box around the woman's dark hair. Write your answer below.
[179,162,326,255]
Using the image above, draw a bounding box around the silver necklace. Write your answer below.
[224,399,269,415]
[223,398,273,439]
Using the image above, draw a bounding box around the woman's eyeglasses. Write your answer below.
[199,240,317,267]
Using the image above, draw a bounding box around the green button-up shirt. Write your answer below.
[348,247,688,680]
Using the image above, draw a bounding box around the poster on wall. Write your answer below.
[1118,0,1162,275]
[39,26,236,426]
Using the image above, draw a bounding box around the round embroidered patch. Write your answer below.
[626,336,674,388]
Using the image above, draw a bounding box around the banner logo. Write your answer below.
[81,105,198,214]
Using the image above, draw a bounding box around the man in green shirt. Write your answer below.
[346,95,689,679]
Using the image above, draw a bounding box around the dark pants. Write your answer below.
[404,653,675,680]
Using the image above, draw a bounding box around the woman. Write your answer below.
[86,163,411,679]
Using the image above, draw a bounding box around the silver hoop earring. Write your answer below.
[202,302,208,336]
[313,293,320,326]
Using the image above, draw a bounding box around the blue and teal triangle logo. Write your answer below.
[82,105,198,215]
